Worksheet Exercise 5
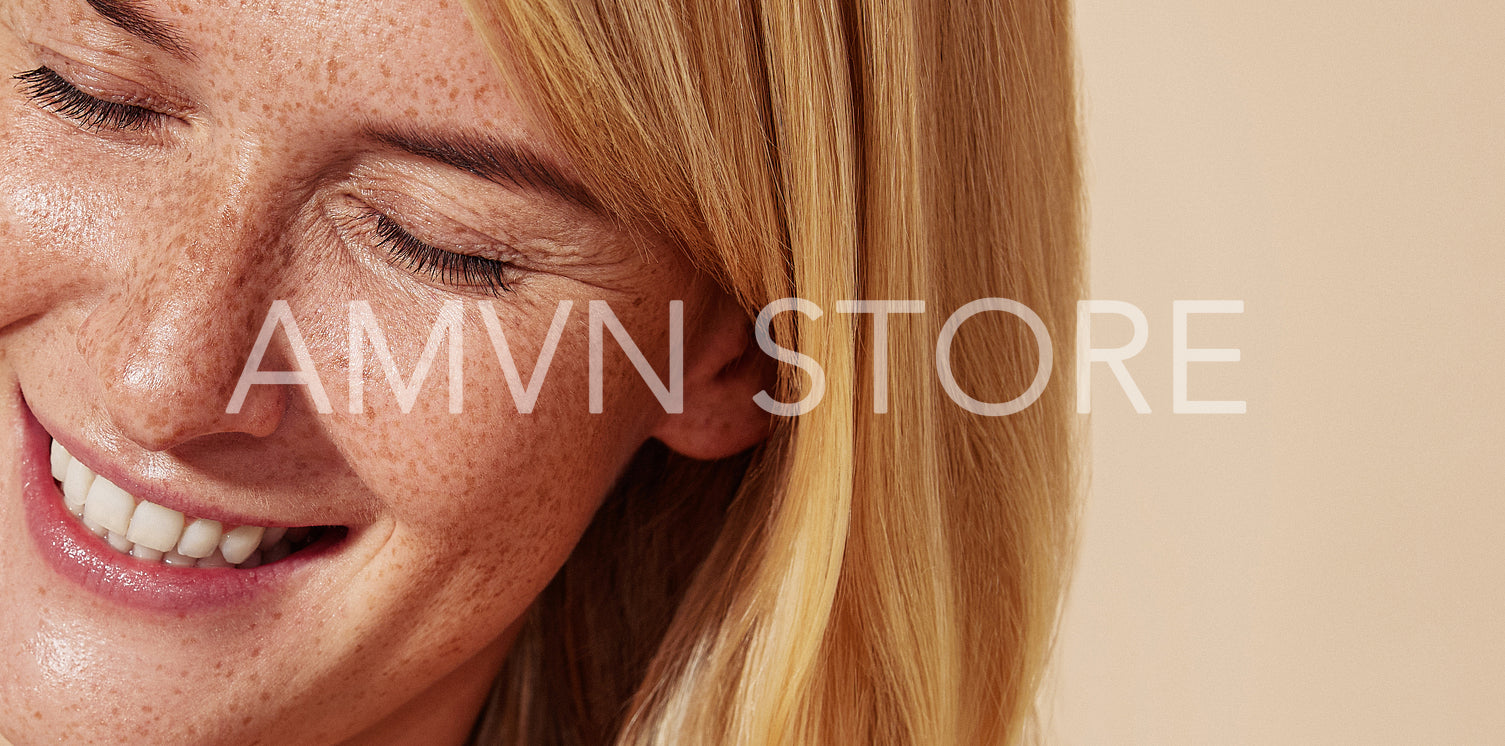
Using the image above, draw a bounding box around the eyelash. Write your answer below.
[364,211,515,295]
[13,66,164,132]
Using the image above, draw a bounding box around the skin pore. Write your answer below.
[0,0,769,743]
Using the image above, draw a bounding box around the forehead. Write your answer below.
[20,0,538,140]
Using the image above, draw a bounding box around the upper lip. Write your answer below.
[36,414,335,529]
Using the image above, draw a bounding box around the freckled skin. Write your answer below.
[0,1,770,745]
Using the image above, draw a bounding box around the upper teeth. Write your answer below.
[49,438,301,568]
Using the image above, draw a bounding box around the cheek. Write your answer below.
[0,128,103,323]
[286,296,670,620]
[0,117,190,336]
[296,280,690,532]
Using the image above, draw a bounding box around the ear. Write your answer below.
[650,296,774,460]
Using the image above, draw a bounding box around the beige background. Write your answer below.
[1049,1,1505,743]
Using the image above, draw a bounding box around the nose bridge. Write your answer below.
[78,149,300,450]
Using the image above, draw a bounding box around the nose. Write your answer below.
[77,197,295,452]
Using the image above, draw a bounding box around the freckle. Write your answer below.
[242,716,252,726]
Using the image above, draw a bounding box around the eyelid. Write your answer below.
[29,44,193,119]
[351,186,523,263]
[15,67,164,134]
[326,195,520,296]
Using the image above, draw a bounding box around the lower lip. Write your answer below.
[16,390,338,612]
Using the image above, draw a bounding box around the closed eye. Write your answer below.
[351,209,517,296]
[13,66,165,133]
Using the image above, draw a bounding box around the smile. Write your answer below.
[17,388,352,611]
[50,438,327,569]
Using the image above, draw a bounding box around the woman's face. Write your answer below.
[0,0,763,743]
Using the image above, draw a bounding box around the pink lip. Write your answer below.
[16,389,341,612]
[40,418,299,529]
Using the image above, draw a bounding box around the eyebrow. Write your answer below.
[365,126,604,214]
[83,0,193,59]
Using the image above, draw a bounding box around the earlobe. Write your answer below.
[650,306,775,461]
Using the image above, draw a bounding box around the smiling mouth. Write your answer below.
[48,437,341,570]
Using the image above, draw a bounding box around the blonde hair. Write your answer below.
[460,1,1082,743]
